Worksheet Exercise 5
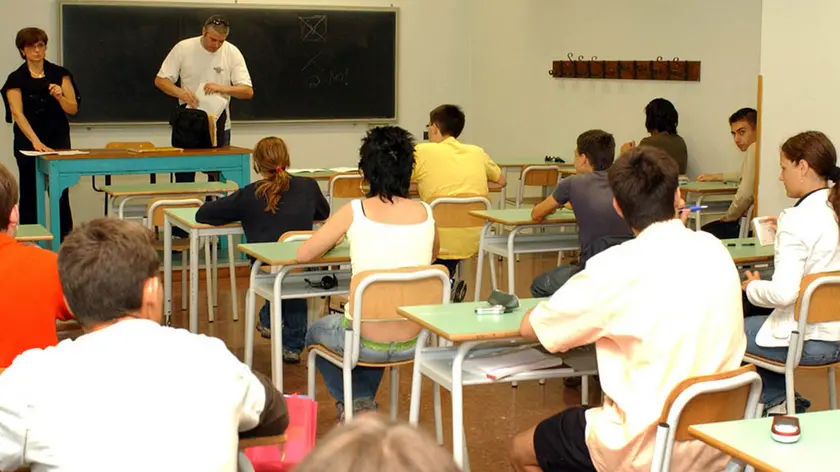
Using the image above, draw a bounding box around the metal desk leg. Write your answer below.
[244,261,262,367]
[506,227,521,295]
[271,269,288,391]
[189,228,200,334]
[409,330,431,425]
[452,341,480,469]
[473,222,492,301]
[164,216,173,326]
[227,235,239,321]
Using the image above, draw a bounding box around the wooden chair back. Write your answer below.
[238,434,287,450]
[329,173,366,199]
[279,231,314,243]
[349,265,449,323]
[795,271,840,323]
[429,195,491,228]
[659,365,758,441]
[521,165,560,186]
[106,141,155,150]
[146,198,203,228]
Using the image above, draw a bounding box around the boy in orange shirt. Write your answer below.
[0,163,72,367]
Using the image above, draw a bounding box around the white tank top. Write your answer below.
[347,199,436,276]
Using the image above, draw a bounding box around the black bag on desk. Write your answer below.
[169,106,227,149]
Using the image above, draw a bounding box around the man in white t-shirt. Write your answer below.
[155,15,253,183]
[0,218,288,472]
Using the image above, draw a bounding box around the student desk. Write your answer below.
[401,299,598,469]
[470,208,578,299]
[36,146,251,248]
[14,224,53,245]
[724,238,774,265]
[163,207,245,333]
[679,180,739,231]
[102,181,239,219]
[688,409,840,472]
[238,240,352,391]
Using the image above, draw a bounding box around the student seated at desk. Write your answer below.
[0,218,288,472]
[529,130,632,297]
[412,104,505,298]
[297,126,439,422]
[0,162,73,368]
[621,98,689,174]
[511,146,745,472]
[197,137,329,364]
[742,131,840,415]
[697,108,758,239]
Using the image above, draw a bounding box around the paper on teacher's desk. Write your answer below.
[287,168,327,173]
[20,150,89,157]
[195,82,229,117]
[330,167,358,173]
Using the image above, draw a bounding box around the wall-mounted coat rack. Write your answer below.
[549,54,701,81]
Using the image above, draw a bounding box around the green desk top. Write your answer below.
[723,238,774,264]
[238,240,351,266]
[680,181,739,193]
[164,207,242,230]
[689,409,840,472]
[102,181,238,196]
[15,224,53,242]
[397,298,545,342]
[470,208,577,225]
[495,157,574,168]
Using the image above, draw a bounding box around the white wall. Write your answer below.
[758,1,840,217]
[468,0,762,177]
[0,0,471,223]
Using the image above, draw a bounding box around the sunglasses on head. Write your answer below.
[206,17,230,27]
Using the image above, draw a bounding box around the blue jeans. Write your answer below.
[305,314,416,404]
[259,299,308,354]
[745,315,840,407]
[530,265,580,297]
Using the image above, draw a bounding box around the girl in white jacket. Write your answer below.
[742,130,840,414]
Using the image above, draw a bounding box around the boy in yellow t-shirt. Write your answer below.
[412,104,506,300]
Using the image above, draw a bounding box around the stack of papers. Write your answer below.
[20,150,89,157]
[195,82,229,117]
[462,345,570,380]
[288,168,327,173]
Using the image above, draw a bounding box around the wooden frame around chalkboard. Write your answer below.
[58,0,400,126]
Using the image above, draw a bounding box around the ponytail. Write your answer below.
[829,166,840,231]
[255,168,291,214]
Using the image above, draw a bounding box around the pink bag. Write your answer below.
[243,394,318,471]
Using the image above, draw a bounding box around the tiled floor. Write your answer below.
[167,252,839,471]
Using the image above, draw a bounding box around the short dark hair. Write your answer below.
[644,98,679,135]
[58,219,160,327]
[0,163,19,231]
[204,15,230,34]
[576,130,616,171]
[729,108,757,129]
[608,146,679,231]
[429,105,465,138]
[15,27,48,60]
[358,126,415,202]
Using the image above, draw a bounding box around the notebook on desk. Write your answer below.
[126,146,184,153]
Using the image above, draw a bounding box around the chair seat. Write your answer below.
[153,239,192,251]
[744,352,840,370]
[239,434,287,450]
[307,344,415,368]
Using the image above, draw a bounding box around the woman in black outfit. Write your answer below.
[1,27,79,238]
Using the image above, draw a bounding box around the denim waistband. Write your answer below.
[341,317,418,352]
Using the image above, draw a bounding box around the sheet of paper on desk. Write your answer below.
[196,82,229,117]
[330,167,358,173]
[463,347,569,380]
[20,150,89,156]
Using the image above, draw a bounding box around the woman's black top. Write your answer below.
[1,61,80,150]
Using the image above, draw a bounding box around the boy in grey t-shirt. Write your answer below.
[530,130,633,297]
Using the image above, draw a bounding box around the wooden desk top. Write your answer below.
[397,298,544,342]
[38,146,252,161]
[495,157,575,169]
[15,224,53,242]
[724,238,774,264]
[469,208,577,225]
[102,181,239,197]
[238,240,351,266]
[679,181,739,194]
[164,207,242,230]
[689,410,840,472]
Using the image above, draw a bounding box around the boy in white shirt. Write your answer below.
[0,218,287,472]
[510,146,746,472]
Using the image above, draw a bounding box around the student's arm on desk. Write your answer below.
[522,268,616,352]
[484,154,506,187]
[531,179,569,221]
[745,218,807,308]
[297,203,352,262]
[195,190,244,226]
